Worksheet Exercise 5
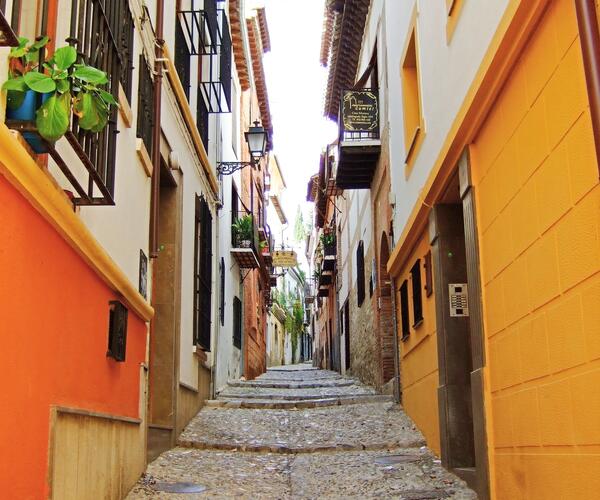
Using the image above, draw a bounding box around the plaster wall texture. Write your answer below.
[372,0,509,243]
[470,1,600,496]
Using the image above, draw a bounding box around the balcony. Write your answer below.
[178,2,232,113]
[336,89,381,189]
[4,0,129,206]
[231,212,260,269]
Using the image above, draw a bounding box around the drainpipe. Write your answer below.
[149,0,165,257]
[575,0,600,178]
[390,275,401,403]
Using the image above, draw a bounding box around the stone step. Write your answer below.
[226,380,354,389]
[176,438,426,454]
[205,394,394,409]
[217,390,376,401]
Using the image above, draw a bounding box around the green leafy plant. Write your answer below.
[312,268,321,281]
[232,214,253,243]
[3,37,117,142]
[320,232,336,247]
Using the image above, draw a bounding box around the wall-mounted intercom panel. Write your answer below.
[449,283,469,317]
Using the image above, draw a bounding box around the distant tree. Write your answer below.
[293,207,309,244]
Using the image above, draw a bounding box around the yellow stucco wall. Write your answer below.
[471,0,600,497]
[396,231,441,455]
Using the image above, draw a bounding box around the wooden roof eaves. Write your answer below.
[229,0,251,91]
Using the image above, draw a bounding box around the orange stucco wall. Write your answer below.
[471,0,600,497]
[396,231,440,455]
[0,173,147,499]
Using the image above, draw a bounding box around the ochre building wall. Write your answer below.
[395,230,440,456]
[471,1,600,497]
[0,174,147,499]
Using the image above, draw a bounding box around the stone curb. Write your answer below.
[226,380,354,389]
[216,391,376,401]
[204,395,394,409]
[176,439,426,454]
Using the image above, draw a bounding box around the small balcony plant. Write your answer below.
[232,214,253,248]
[320,232,336,255]
[3,37,117,152]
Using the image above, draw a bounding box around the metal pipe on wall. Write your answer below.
[150,0,165,257]
[575,0,600,178]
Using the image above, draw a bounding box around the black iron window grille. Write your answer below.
[136,55,154,154]
[233,296,242,349]
[179,2,231,113]
[107,300,128,361]
[116,0,135,100]
[219,257,225,326]
[231,183,239,245]
[196,84,209,149]
[193,194,213,351]
[66,0,124,205]
[356,240,365,307]
[400,280,410,340]
[411,259,424,326]
[175,18,191,99]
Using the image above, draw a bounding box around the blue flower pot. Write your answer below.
[6,90,52,153]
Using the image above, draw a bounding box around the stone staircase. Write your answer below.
[205,364,394,410]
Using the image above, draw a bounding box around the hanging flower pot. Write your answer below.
[3,37,117,154]
[6,89,51,153]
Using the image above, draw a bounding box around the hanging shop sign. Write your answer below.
[341,90,379,132]
[272,250,298,268]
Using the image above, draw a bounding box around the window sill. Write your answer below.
[404,123,425,178]
[413,318,424,329]
[118,83,133,128]
[401,334,410,343]
[136,138,153,177]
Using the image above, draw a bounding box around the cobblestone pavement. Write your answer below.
[127,364,477,499]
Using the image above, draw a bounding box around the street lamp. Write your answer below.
[217,121,268,176]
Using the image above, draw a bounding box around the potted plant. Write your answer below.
[3,37,117,153]
[259,240,269,254]
[320,232,336,255]
[232,214,253,248]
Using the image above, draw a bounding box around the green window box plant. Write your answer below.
[3,37,117,152]
[232,214,254,248]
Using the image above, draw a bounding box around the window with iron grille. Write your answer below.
[356,240,365,307]
[116,0,135,100]
[231,183,239,245]
[193,195,213,350]
[197,87,209,149]
[219,257,225,326]
[218,11,232,110]
[107,300,128,361]
[233,296,242,349]
[400,280,410,340]
[68,0,126,200]
[424,250,433,297]
[175,18,191,99]
[411,259,423,326]
[136,55,154,154]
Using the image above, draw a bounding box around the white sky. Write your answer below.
[259,0,338,258]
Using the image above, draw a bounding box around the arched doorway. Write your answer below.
[379,232,395,384]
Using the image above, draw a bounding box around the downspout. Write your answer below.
[575,0,600,178]
[150,0,165,257]
[390,275,401,403]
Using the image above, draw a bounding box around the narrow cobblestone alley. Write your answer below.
[127,364,476,499]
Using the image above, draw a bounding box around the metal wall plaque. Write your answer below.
[139,250,148,299]
[272,250,298,268]
[341,90,379,132]
[449,283,469,317]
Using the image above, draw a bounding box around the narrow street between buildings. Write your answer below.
[127,364,476,499]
